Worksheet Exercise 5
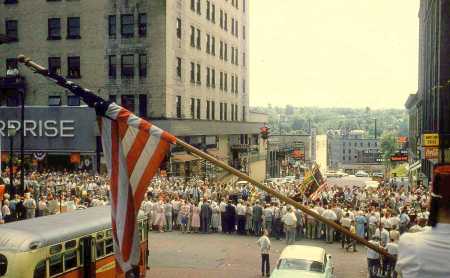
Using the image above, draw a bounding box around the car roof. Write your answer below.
[279,245,325,263]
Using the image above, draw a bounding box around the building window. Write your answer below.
[206,34,210,54]
[121,54,134,78]
[231,104,234,121]
[242,106,246,121]
[211,4,216,23]
[206,67,210,87]
[138,94,147,118]
[190,0,195,11]
[4,0,18,4]
[139,54,147,77]
[211,37,216,56]
[243,0,246,12]
[206,100,210,120]
[219,72,223,90]
[196,0,201,15]
[108,55,117,78]
[48,18,61,40]
[235,20,239,37]
[211,69,216,88]
[67,56,80,78]
[224,73,228,91]
[138,13,147,37]
[231,47,235,64]
[67,95,80,106]
[242,79,246,93]
[231,18,235,35]
[220,103,223,120]
[121,95,135,112]
[190,62,195,83]
[176,96,182,119]
[235,75,238,93]
[206,1,211,20]
[224,43,228,61]
[211,101,215,120]
[48,57,61,75]
[220,10,223,28]
[5,20,18,41]
[176,18,182,39]
[67,17,80,39]
[176,57,182,78]
[190,98,195,118]
[231,75,235,93]
[235,105,238,121]
[219,41,223,59]
[224,103,228,121]
[196,29,201,49]
[243,52,246,67]
[109,95,117,102]
[190,26,195,47]
[108,15,116,38]
[243,25,246,40]
[196,64,201,84]
[48,96,61,106]
[224,13,228,31]
[121,14,134,38]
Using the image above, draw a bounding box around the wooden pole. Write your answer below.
[17,54,392,259]
[176,138,392,259]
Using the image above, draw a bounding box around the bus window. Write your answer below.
[33,260,46,278]
[65,240,77,250]
[50,244,62,255]
[49,254,63,276]
[64,250,78,271]
[105,239,114,255]
[96,241,105,258]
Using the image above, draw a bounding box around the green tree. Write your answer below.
[380,132,397,179]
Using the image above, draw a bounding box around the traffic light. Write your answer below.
[260,126,269,140]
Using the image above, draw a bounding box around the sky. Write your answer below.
[249,0,420,109]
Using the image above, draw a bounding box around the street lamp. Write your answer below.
[8,126,16,196]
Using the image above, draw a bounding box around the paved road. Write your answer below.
[326,176,372,188]
[147,231,368,278]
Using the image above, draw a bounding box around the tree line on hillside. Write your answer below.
[251,105,409,137]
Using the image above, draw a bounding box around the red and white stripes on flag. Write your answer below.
[310,183,328,202]
[99,102,176,273]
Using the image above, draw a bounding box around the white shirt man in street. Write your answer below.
[367,236,381,278]
[257,229,271,277]
[282,206,297,245]
[322,205,337,243]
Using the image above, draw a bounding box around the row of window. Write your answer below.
[190,0,246,39]
[47,17,80,40]
[108,13,147,39]
[186,61,245,94]
[175,96,246,121]
[108,54,147,78]
[342,141,378,148]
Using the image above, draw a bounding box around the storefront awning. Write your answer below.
[206,149,228,160]
[171,153,200,163]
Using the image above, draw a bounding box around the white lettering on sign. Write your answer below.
[0,120,75,138]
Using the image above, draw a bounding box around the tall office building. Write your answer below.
[0,0,266,181]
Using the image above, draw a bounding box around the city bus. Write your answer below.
[0,206,149,278]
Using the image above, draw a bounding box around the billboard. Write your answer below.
[0,106,97,153]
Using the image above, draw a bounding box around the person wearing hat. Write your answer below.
[396,165,450,278]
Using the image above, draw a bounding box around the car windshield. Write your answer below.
[277,258,324,273]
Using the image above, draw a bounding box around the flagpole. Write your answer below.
[17,54,392,259]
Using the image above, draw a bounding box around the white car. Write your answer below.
[271,245,334,278]
[355,171,369,177]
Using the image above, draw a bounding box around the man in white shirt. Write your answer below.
[257,229,271,277]
[396,166,450,278]
[282,206,297,245]
[322,205,337,243]
[366,236,381,278]
[386,238,399,278]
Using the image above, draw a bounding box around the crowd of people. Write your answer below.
[0,170,431,277]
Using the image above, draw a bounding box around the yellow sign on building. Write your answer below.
[423,133,439,147]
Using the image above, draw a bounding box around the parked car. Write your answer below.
[271,245,334,278]
[372,172,384,178]
[355,171,369,177]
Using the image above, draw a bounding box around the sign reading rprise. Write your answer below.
[0,120,75,137]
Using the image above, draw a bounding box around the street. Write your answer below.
[148,231,368,278]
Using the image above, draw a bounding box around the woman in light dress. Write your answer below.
[211,201,221,232]
[191,202,201,233]
[153,199,166,232]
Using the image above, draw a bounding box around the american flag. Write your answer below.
[98,102,176,274]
